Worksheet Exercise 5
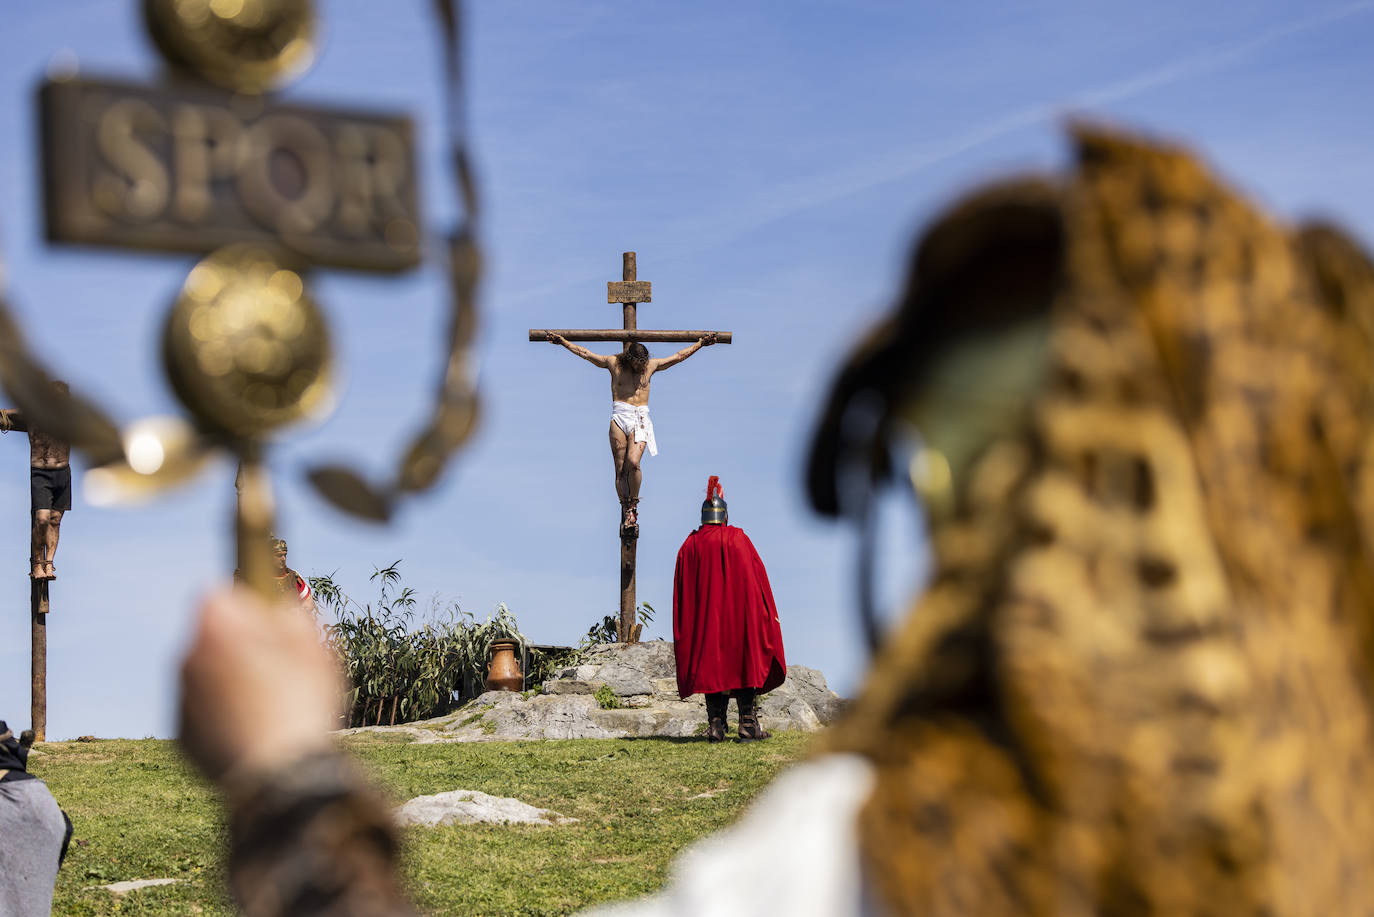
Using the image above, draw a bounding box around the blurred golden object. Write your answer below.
[143,0,315,93]
[163,245,332,439]
[40,76,421,270]
[84,416,212,505]
[811,127,1374,915]
[907,446,951,516]
[2,0,480,604]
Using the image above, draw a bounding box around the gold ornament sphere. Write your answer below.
[163,245,333,440]
[143,0,316,93]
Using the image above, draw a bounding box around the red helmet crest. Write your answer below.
[702,475,727,524]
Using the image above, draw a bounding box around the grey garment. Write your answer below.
[0,778,68,917]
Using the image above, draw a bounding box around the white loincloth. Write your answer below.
[611,401,657,456]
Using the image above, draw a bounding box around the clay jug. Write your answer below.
[485,640,523,692]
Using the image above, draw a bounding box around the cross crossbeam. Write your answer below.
[526,329,733,343]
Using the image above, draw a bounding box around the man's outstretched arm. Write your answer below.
[544,333,615,369]
[651,333,718,374]
[0,409,29,433]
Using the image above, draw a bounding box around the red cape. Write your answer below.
[672,524,786,699]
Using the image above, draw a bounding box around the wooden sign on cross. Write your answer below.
[529,252,731,642]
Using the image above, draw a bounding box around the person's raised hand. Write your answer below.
[179,587,343,782]
[545,332,566,345]
[700,332,718,346]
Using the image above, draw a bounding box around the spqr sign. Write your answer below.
[40,76,420,272]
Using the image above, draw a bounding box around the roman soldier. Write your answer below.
[234,535,314,613]
[672,476,786,742]
[270,538,314,611]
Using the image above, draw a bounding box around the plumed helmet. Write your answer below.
[701,475,727,525]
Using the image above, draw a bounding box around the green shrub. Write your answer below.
[310,561,526,727]
[524,646,582,688]
[583,601,656,645]
[594,684,622,710]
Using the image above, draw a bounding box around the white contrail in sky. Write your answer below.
[1075,1,1374,108]
[511,0,1373,306]
[708,0,1374,249]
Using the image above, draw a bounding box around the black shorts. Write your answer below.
[31,466,72,513]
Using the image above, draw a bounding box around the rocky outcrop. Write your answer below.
[339,641,846,744]
[434,642,843,742]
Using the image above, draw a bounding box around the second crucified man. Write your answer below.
[545,333,718,532]
[0,381,73,581]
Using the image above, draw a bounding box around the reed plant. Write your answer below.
[310,561,526,727]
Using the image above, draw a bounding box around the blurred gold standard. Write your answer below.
[2,0,483,600]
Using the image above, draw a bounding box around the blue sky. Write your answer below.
[2,1,1373,738]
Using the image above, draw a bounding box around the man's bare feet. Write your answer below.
[622,501,639,533]
[31,561,43,580]
[43,561,55,580]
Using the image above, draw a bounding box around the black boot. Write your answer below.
[705,693,728,743]
[735,689,771,742]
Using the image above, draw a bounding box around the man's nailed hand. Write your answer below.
[546,332,565,345]
[700,332,718,346]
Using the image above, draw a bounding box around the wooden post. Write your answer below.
[619,526,638,643]
[616,253,640,643]
[530,252,731,644]
[622,252,636,352]
[31,580,47,741]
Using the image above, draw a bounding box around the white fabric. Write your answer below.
[579,754,882,917]
[611,401,657,457]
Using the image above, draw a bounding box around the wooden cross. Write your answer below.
[529,252,732,642]
[0,411,52,741]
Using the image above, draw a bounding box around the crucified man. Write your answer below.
[0,381,73,580]
[545,333,718,530]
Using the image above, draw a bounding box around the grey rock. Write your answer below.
[443,693,622,740]
[759,693,822,731]
[593,662,654,697]
[542,679,599,695]
[395,790,576,827]
[93,878,178,896]
[581,641,676,695]
[336,724,445,744]
[589,707,672,736]
[767,665,847,724]
[583,641,676,679]
[656,701,714,737]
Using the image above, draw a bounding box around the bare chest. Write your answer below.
[610,365,651,405]
[28,430,70,468]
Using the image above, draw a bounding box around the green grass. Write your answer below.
[32,731,814,915]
